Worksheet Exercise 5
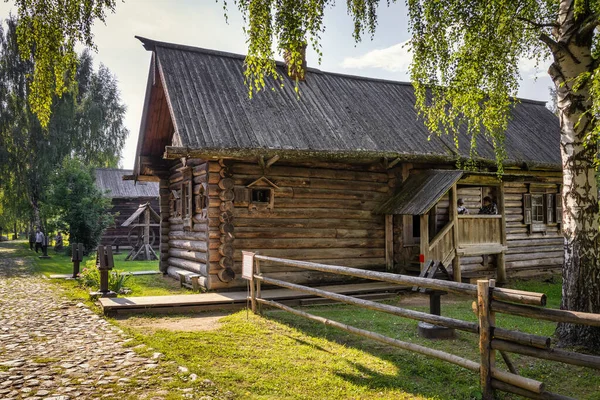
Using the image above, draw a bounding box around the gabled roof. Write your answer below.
[134,37,561,171]
[95,168,159,199]
[375,170,463,215]
[121,202,160,227]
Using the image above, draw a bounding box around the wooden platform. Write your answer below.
[99,282,407,315]
[50,270,161,279]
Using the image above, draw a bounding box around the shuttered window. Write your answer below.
[523,190,561,233]
[555,193,562,227]
[523,194,532,225]
[531,194,544,223]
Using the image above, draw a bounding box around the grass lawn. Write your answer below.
[19,241,191,297]
[10,239,598,399]
[117,278,600,400]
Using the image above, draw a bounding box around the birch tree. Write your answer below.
[235,0,600,350]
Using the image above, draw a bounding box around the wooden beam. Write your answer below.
[385,215,393,271]
[386,157,401,170]
[450,184,461,282]
[420,213,429,272]
[265,155,280,168]
[122,174,161,182]
[497,181,507,283]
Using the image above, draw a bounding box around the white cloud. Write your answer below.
[519,56,551,79]
[340,41,412,72]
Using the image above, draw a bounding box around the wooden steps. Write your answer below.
[99,282,408,315]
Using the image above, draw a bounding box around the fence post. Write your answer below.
[477,279,494,399]
[256,258,262,315]
[250,256,256,314]
[71,243,83,278]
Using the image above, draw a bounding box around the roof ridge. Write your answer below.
[136,36,549,107]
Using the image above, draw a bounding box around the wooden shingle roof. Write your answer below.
[135,37,562,170]
[95,169,159,199]
[375,170,463,215]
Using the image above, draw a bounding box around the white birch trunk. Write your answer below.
[550,0,600,348]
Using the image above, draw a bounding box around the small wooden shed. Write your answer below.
[95,168,159,249]
[128,37,564,291]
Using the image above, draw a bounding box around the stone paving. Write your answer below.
[0,243,176,400]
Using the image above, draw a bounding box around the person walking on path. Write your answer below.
[28,230,35,250]
[34,228,44,253]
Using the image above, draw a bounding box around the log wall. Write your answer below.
[222,161,392,288]
[164,159,215,289]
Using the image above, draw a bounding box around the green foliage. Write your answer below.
[232,0,386,97]
[12,0,117,127]
[48,158,113,253]
[0,16,128,231]
[80,263,131,293]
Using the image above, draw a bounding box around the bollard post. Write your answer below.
[91,245,117,298]
[71,243,83,278]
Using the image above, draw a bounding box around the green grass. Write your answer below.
[16,242,190,297]
[118,279,600,400]
[6,240,598,398]
[34,249,161,276]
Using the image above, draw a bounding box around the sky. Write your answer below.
[0,0,553,169]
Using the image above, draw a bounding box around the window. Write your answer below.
[180,181,193,230]
[531,194,544,223]
[252,188,271,204]
[523,189,561,233]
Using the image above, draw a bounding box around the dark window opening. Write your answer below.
[412,215,420,238]
[252,188,271,203]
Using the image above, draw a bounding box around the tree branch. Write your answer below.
[539,33,561,54]
[578,13,600,38]
[516,16,558,29]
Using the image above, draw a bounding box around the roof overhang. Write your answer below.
[375,170,464,215]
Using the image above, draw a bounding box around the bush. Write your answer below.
[79,260,131,294]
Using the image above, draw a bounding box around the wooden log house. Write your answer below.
[95,168,159,249]
[128,37,564,291]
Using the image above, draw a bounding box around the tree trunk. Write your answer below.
[549,1,600,350]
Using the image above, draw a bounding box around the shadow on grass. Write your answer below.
[266,307,484,400]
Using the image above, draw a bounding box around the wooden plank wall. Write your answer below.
[219,161,392,289]
[100,197,160,249]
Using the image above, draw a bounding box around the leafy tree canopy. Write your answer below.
[9,0,116,127]
[0,15,127,229]
[48,158,113,252]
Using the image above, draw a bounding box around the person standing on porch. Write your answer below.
[478,196,498,215]
[457,198,469,214]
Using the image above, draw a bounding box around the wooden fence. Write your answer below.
[241,252,600,400]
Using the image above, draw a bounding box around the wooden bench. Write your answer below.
[176,270,201,291]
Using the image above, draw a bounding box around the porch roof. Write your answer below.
[375,169,463,215]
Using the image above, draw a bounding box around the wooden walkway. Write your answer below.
[99,282,406,315]
[50,270,161,279]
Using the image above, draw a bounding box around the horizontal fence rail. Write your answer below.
[252,254,547,306]
[242,251,600,400]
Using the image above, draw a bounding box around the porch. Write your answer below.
[377,170,507,283]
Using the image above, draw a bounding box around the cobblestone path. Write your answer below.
[0,242,173,400]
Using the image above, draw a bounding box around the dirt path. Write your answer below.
[0,241,174,400]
